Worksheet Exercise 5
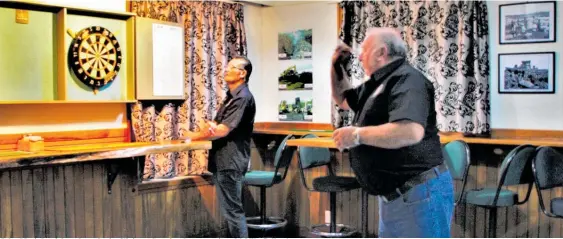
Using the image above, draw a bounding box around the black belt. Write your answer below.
[380,163,448,202]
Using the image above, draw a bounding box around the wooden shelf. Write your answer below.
[0,0,134,17]
[0,100,137,105]
[0,0,137,103]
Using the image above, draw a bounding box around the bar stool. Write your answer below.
[464,144,536,238]
[244,134,296,231]
[296,134,363,238]
[442,140,471,205]
[532,146,563,219]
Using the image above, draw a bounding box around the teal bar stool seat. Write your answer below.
[297,134,363,238]
[464,144,536,238]
[244,134,296,231]
[532,146,563,218]
[442,140,471,205]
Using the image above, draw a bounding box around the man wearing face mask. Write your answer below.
[330,27,454,237]
[183,56,256,238]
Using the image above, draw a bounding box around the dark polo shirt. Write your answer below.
[343,58,443,196]
[208,83,256,173]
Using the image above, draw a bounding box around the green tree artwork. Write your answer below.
[278,29,312,60]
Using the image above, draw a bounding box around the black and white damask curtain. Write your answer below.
[129,1,247,179]
[333,0,490,134]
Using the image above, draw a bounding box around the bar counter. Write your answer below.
[0,140,211,170]
[250,123,563,238]
[2,122,563,238]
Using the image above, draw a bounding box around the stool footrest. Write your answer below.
[246,216,287,230]
[310,223,357,238]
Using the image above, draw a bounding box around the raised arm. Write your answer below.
[331,43,354,111]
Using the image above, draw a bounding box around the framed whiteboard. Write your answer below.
[135,17,185,100]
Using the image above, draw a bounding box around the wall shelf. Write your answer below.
[0,0,137,104]
[0,100,137,105]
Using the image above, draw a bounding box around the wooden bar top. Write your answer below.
[253,128,333,137]
[286,137,336,148]
[256,122,563,148]
[439,134,563,147]
[253,122,334,137]
[0,140,211,170]
[286,135,563,148]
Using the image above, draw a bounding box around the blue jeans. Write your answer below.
[378,169,454,238]
[214,170,248,238]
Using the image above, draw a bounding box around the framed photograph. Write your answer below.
[498,52,555,94]
[499,1,556,44]
[278,29,312,60]
[278,62,313,90]
[278,91,313,122]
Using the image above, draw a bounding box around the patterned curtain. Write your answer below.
[129,1,247,179]
[333,0,490,135]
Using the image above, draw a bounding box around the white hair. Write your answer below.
[365,27,407,59]
[380,32,407,58]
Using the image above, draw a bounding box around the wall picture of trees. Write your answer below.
[278,29,312,60]
[278,91,313,122]
[278,63,313,90]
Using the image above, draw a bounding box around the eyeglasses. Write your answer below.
[227,65,245,71]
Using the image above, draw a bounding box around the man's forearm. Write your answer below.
[331,64,352,105]
[179,124,230,141]
[180,131,209,141]
[357,122,424,149]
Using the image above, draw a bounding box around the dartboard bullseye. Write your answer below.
[67,26,122,94]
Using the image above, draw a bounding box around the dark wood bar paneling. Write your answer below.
[0,159,226,238]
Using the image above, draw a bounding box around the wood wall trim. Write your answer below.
[126,0,132,12]
[56,8,67,100]
[136,175,214,194]
[490,129,563,138]
[337,3,342,35]
[253,122,334,137]
[0,128,129,151]
[254,122,333,131]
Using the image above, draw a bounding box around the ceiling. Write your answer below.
[238,0,338,7]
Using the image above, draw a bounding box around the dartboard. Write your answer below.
[68,26,122,93]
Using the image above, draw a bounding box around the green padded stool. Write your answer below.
[442,140,471,205]
[244,134,296,230]
[464,144,536,238]
[532,146,563,219]
[297,134,363,238]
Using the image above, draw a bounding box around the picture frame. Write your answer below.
[278,91,313,122]
[498,52,555,94]
[278,29,313,60]
[499,1,556,44]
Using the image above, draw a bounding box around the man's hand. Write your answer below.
[200,120,216,137]
[332,42,353,67]
[331,42,354,108]
[205,120,218,135]
[332,126,359,151]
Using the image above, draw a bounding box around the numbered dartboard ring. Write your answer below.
[68,26,122,93]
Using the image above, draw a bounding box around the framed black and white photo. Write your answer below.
[498,52,555,94]
[499,1,556,44]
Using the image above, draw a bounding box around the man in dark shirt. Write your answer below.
[183,56,256,238]
[331,28,454,237]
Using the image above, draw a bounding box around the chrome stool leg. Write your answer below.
[246,186,288,230]
[309,192,357,238]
